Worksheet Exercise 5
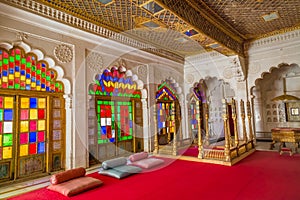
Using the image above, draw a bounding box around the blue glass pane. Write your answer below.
[29,132,37,143]
[3,71,8,76]
[38,142,45,153]
[21,70,25,75]
[109,138,115,143]
[101,126,106,134]
[30,98,37,108]
[26,85,31,90]
[4,109,13,121]
[15,66,20,72]
[26,74,30,79]
[41,84,45,88]
[9,69,14,74]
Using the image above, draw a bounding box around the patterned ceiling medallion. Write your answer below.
[54,44,73,63]
[86,51,104,73]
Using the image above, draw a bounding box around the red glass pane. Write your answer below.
[37,131,44,142]
[107,126,111,138]
[29,120,37,131]
[0,122,2,133]
[38,109,45,119]
[0,97,3,108]
[20,110,29,120]
[29,143,37,155]
[20,133,28,144]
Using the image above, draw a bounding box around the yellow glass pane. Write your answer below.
[26,79,31,84]
[3,77,8,82]
[4,97,14,108]
[0,79,2,85]
[21,76,25,81]
[9,74,14,80]
[30,109,38,119]
[3,147,12,159]
[0,135,2,147]
[19,144,28,156]
[31,82,36,87]
[38,120,45,131]
[15,72,20,77]
[21,98,29,108]
[20,121,29,132]
[38,98,46,108]
[36,86,41,91]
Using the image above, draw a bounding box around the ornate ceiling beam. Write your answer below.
[156,0,246,57]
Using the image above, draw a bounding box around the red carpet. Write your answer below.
[8,151,300,200]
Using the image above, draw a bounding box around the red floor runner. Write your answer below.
[8,151,300,200]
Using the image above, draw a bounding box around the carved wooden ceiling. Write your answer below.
[3,0,300,60]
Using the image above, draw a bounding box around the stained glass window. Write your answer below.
[97,100,115,144]
[157,102,175,134]
[0,48,64,92]
[0,96,14,160]
[19,97,46,157]
[117,101,133,141]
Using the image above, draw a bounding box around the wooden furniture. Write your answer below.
[270,127,300,155]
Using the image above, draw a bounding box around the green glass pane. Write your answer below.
[3,59,8,65]
[3,134,13,146]
[21,58,26,64]
[15,84,20,89]
[9,56,14,62]
[26,63,31,67]
[0,110,3,121]
[16,54,21,60]
[0,61,2,66]
[46,76,50,81]
[8,85,14,89]
[97,106,100,113]
[42,73,46,78]
[32,66,36,71]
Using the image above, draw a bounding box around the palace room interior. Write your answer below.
[0,0,300,199]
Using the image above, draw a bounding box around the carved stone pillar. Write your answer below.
[64,94,73,169]
[141,98,149,152]
[172,102,177,156]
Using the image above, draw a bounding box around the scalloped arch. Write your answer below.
[0,41,71,94]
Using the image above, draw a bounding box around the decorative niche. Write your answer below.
[286,102,300,122]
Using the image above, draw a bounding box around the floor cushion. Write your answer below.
[50,167,86,185]
[128,152,149,162]
[47,176,103,197]
[130,158,165,169]
[101,157,127,169]
[99,165,142,179]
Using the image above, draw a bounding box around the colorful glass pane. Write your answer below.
[29,132,37,143]
[4,109,13,121]
[20,121,29,132]
[30,109,38,120]
[37,142,45,153]
[3,122,13,133]
[20,109,29,120]
[37,131,44,142]
[30,98,37,108]
[38,98,46,108]
[29,121,37,131]
[4,97,14,109]
[2,134,12,146]
[38,120,45,131]
[0,135,2,147]
[20,133,28,144]
[20,144,28,156]
[3,146,12,159]
[29,143,37,154]
[21,98,29,108]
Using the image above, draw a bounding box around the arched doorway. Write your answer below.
[0,46,66,184]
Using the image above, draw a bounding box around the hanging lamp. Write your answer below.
[271,77,300,101]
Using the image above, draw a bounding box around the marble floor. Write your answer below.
[0,140,293,199]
